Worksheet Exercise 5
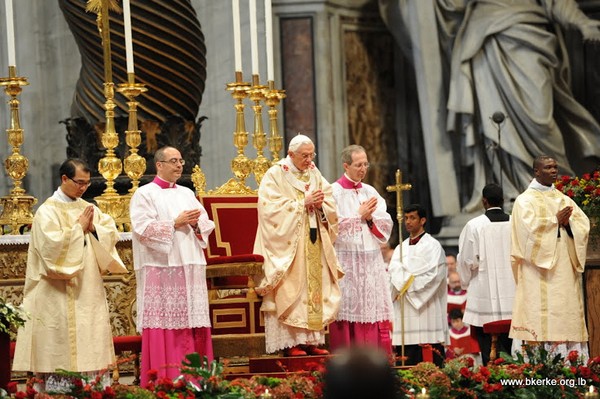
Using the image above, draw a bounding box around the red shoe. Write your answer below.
[285,346,307,357]
[305,345,329,356]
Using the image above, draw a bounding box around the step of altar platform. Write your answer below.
[248,354,330,374]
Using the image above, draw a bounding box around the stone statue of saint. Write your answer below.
[380,0,600,214]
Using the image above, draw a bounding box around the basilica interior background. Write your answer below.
[0,0,599,248]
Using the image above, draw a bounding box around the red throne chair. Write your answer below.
[193,168,265,357]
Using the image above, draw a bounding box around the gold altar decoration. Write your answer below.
[386,168,412,366]
[248,75,270,185]
[89,0,126,227]
[264,80,286,163]
[0,66,37,234]
[191,165,207,196]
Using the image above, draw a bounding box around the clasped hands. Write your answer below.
[358,196,377,222]
[305,189,324,210]
[174,209,201,229]
[557,206,573,227]
[78,205,96,233]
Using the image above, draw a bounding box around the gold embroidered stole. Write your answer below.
[295,171,324,330]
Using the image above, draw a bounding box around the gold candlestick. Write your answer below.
[248,74,270,185]
[264,80,286,163]
[416,387,430,399]
[0,66,37,234]
[117,73,147,194]
[95,82,125,227]
[219,73,255,194]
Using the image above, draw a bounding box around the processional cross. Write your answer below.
[386,169,412,366]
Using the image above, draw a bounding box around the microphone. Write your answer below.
[492,111,505,124]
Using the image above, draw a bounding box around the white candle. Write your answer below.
[232,0,242,72]
[249,0,259,76]
[264,0,274,81]
[123,0,134,73]
[5,0,16,67]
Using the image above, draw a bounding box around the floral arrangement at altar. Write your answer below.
[0,298,28,339]
[2,346,600,399]
[556,171,600,240]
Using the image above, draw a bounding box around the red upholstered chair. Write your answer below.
[199,195,264,292]
[483,319,512,363]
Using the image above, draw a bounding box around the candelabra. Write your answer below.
[216,71,255,195]
[264,80,286,163]
[0,66,37,234]
[117,73,147,194]
[95,82,125,228]
[248,75,269,185]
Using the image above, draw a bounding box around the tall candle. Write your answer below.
[249,0,259,76]
[232,0,242,72]
[264,0,274,81]
[5,0,16,67]
[123,0,134,73]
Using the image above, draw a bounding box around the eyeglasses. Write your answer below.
[297,152,316,160]
[351,162,370,169]
[158,158,186,166]
[67,176,92,188]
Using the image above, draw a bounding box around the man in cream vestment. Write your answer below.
[13,159,126,391]
[510,156,590,358]
[254,135,343,356]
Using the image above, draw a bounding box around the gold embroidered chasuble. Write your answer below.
[254,160,343,340]
[13,196,126,373]
[510,184,590,342]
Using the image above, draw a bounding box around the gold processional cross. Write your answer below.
[386,169,412,366]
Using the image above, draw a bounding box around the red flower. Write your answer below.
[583,173,591,181]
[156,391,168,399]
[460,367,473,378]
[7,381,18,394]
[466,356,475,368]
[567,189,575,197]
[568,350,579,363]
[147,369,159,382]
[479,366,491,378]
[570,179,580,186]
[579,366,592,378]
[103,385,116,399]
[493,358,505,365]
[91,392,103,399]
[15,392,27,399]
[25,386,37,399]
[555,183,564,191]
[562,175,572,183]
[595,171,600,178]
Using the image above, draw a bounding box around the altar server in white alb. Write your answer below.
[130,146,215,386]
[510,155,589,358]
[13,159,127,391]
[330,145,394,354]
[457,183,515,365]
[389,204,447,366]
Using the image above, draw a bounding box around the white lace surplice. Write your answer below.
[332,182,394,323]
[130,182,215,331]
